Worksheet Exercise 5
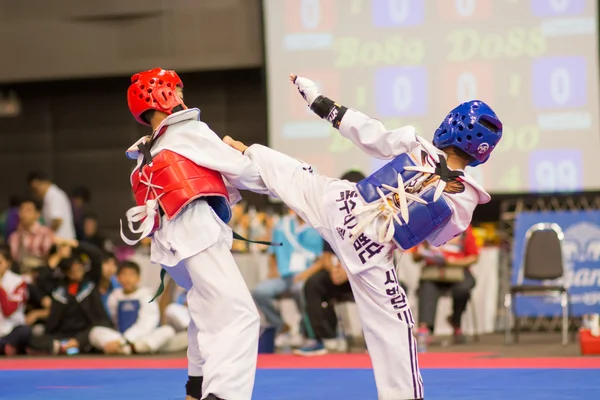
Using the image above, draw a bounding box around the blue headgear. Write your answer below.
[432,100,503,167]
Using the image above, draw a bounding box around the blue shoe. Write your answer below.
[293,341,328,356]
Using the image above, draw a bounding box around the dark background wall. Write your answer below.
[0,0,263,83]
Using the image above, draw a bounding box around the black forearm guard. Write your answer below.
[310,95,348,129]
[186,376,203,398]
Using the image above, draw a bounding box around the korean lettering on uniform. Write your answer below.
[384,267,410,323]
[335,190,385,264]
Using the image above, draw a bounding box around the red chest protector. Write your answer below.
[122,149,232,244]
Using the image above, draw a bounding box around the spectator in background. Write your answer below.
[28,255,112,355]
[27,171,76,240]
[294,170,363,356]
[248,208,273,254]
[0,195,22,241]
[0,245,31,355]
[230,202,250,253]
[295,240,352,356]
[252,207,323,348]
[412,225,479,344]
[97,253,120,313]
[162,277,190,332]
[27,237,106,327]
[81,212,114,253]
[123,238,159,293]
[70,186,91,241]
[8,198,54,275]
[90,261,175,355]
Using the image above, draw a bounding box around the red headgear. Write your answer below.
[127,68,185,126]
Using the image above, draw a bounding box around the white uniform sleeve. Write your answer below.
[122,289,160,344]
[338,109,421,160]
[106,290,120,328]
[166,121,271,195]
[428,185,479,247]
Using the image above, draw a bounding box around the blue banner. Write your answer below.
[513,211,600,316]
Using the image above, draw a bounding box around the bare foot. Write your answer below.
[223,136,248,153]
[289,73,297,83]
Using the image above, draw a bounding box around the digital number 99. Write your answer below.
[534,160,579,193]
[529,151,582,193]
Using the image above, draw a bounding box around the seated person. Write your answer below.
[27,237,106,327]
[297,246,409,356]
[295,240,353,356]
[251,207,323,347]
[162,277,190,332]
[90,261,175,354]
[97,253,120,314]
[81,212,114,253]
[412,225,479,343]
[0,195,22,240]
[28,255,112,355]
[0,245,31,355]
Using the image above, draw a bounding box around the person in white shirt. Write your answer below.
[27,171,76,240]
[223,74,503,400]
[89,261,175,354]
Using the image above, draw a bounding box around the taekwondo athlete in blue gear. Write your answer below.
[222,74,502,400]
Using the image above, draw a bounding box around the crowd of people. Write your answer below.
[0,169,481,357]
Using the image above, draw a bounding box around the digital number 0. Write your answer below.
[550,0,570,13]
[301,0,321,30]
[550,67,571,105]
[455,0,476,17]
[392,75,412,112]
[389,0,410,24]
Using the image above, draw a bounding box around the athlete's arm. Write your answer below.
[291,74,419,159]
[427,186,479,248]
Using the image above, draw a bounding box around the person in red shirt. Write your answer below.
[412,225,479,343]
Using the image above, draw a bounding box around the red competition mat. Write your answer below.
[2,353,600,370]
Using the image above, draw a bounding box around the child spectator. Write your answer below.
[0,245,30,355]
[90,261,175,354]
[28,255,112,355]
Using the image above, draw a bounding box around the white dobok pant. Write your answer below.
[90,325,175,354]
[246,145,424,400]
[164,241,260,400]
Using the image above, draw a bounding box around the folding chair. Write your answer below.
[504,223,571,345]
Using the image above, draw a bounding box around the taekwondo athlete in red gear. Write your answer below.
[121,68,272,400]
[223,74,502,400]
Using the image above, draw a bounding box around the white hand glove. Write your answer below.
[290,74,321,107]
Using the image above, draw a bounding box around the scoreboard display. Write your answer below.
[263,0,600,193]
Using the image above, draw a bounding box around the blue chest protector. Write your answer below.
[355,153,457,250]
[117,299,141,333]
